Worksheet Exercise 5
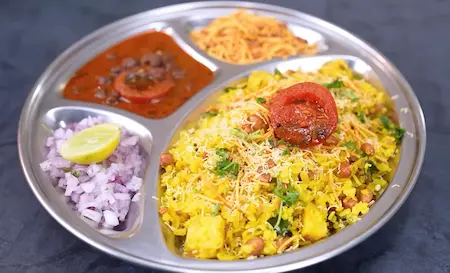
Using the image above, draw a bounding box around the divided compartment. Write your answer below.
[38,106,152,238]
[55,21,218,121]
[158,54,411,259]
[180,8,328,65]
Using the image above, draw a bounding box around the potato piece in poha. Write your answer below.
[247,71,273,92]
[301,203,328,241]
[185,215,225,258]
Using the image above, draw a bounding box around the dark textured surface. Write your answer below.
[0,0,448,272]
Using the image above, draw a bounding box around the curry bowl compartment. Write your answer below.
[37,106,152,238]
[58,22,217,120]
[158,54,419,261]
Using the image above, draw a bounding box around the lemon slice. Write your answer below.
[60,123,121,164]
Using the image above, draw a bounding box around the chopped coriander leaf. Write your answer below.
[267,216,278,228]
[216,148,230,159]
[231,128,262,140]
[256,97,266,104]
[212,203,221,216]
[281,148,290,156]
[274,68,286,79]
[342,89,353,96]
[223,87,235,93]
[71,170,80,178]
[379,116,405,142]
[278,139,286,145]
[215,160,240,176]
[379,115,391,129]
[268,216,291,236]
[230,128,246,139]
[358,112,366,123]
[247,131,263,140]
[201,110,219,118]
[323,79,344,89]
[268,139,275,148]
[215,148,239,176]
[342,89,359,102]
[61,167,71,173]
[341,141,356,149]
[367,160,378,173]
[274,182,299,206]
[392,127,405,143]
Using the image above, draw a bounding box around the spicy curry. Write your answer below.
[63,31,214,119]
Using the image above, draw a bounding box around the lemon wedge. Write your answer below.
[60,123,121,164]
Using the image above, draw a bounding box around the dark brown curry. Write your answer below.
[63,31,214,119]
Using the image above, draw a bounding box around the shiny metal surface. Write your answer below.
[17,1,426,273]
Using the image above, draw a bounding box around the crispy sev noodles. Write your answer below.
[190,10,317,65]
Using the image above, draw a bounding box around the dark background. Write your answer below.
[1,0,449,272]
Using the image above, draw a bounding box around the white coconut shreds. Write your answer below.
[39,116,145,229]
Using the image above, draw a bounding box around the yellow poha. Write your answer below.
[159,59,403,260]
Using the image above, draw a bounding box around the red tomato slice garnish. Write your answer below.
[268,82,338,148]
[114,69,175,103]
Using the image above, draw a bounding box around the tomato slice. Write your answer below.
[268,82,338,148]
[114,69,175,103]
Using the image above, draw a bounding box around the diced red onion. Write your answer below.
[81,209,102,223]
[121,136,139,147]
[87,164,102,177]
[114,193,130,200]
[103,210,119,226]
[71,192,81,203]
[80,181,96,193]
[40,116,144,229]
[126,176,142,191]
[131,192,140,202]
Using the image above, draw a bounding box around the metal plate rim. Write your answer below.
[18,1,426,273]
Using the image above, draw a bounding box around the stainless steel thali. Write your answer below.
[17,1,426,273]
